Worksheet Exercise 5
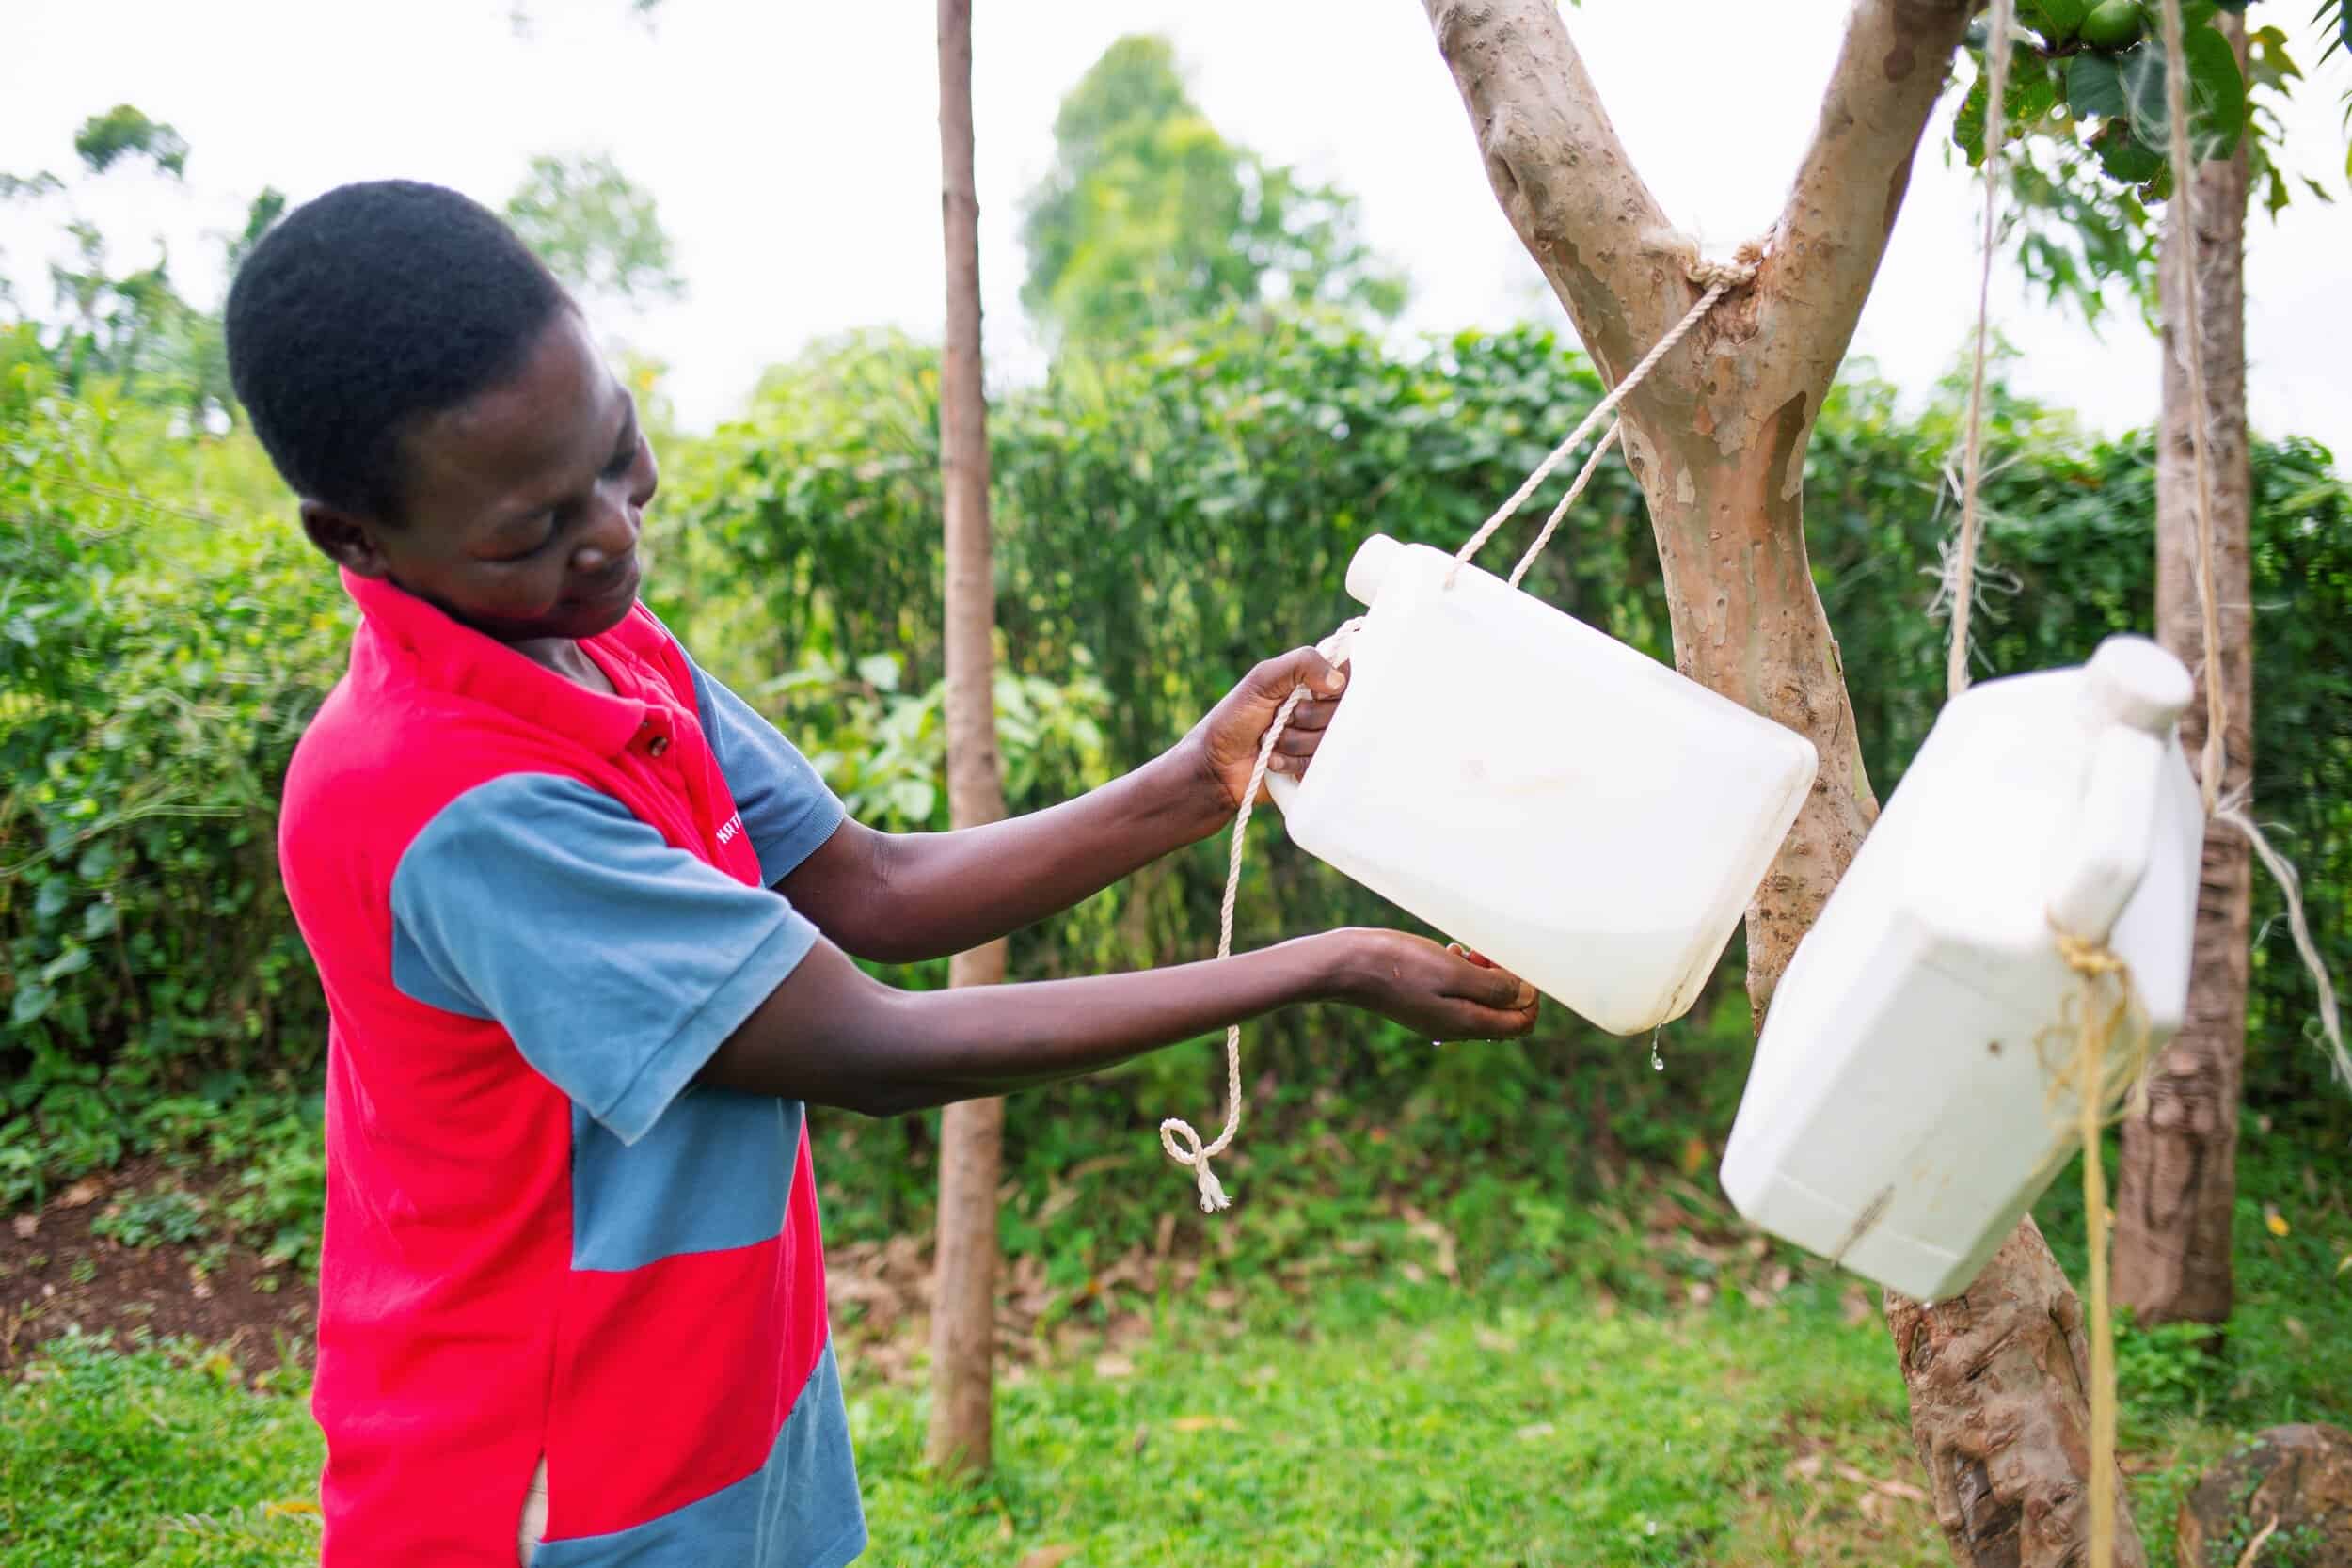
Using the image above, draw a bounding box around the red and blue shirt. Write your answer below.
[279,570,865,1566]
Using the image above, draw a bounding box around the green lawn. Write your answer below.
[4,1266,2301,1568]
[4,1127,2340,1567]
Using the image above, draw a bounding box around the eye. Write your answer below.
[495,516,557,562]
[602,436,640,480]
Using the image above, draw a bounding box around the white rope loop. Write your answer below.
[1448,249,1760,587]
[1157,680,1312,1212]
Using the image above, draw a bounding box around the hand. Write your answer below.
[1184,646,1350,816]
[1327,929,1541,1041]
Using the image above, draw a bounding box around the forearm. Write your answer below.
[701,928,1348,1116]
[794,746,1223,963]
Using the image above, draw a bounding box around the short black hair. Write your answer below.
[226,180,570,522]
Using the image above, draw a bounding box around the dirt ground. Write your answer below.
[1,1159,315,1375]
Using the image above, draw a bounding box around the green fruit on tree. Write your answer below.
[2080,0,2147,52]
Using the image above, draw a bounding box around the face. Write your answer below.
[302,309,658,647]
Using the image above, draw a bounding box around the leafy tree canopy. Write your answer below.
[1019,36,1406,348]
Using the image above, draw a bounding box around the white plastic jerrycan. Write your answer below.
[1720,635,2203,1302]
[1265,534,1819,1036]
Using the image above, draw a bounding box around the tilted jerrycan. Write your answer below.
[1266,534,1819,1036]
[1720,635,2203,1301]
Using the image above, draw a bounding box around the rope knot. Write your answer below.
[2055,930,2127,979]
[1158,1118,1231,1212]
[1687,250,1761,291]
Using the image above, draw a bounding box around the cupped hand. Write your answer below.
[1185,645,1349,816]
[1328,929,1541,1041]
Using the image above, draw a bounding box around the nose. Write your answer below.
[570,490,641,573]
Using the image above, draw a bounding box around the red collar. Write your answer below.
[342,569,659,758]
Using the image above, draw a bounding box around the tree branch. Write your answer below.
[1421,0,1688,385]
[1759,0,1979,404]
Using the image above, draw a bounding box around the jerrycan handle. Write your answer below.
[2044,636,2194,943]
[1265,618,1361,816]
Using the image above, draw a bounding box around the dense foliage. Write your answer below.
[7,314,2344,1232]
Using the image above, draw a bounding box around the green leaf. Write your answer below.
[41,945,93,985]
[2093,121,2169,183]
[81,901,118,941]
[885,778,938,824]
[2109,24,2244,165]
[9,982,54,1027]
[2022,0,2093,40]
[856,652,903,692]
[2068,52,2129,120]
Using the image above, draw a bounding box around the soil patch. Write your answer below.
[1,1158,315,1375]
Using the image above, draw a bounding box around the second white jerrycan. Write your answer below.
[1265,533,1819,1036]
[1719,635,2204,1302]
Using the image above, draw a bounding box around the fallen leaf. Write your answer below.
[1170,1416,1238,1433]
[2264,1207,2290,1238]
[1091,1354,1135,1380]
[1786,1454,1826,1481]
[1016,1547,1077,1568]
[1515,1421,1556,1441]
[10,1214,35,1240]
[56,1179,104,1210]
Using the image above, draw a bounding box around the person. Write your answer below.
[225,179,1538,1568]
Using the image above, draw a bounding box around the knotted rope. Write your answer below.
[1157,248,1762,1212]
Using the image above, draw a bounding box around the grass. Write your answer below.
[3,1279,1945,1568]
[3,1017,2342,1567]
[8,1219,2342,1568]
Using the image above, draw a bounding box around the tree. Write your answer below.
[1019,35,1405,347]
[503,152,685,311]
[1420,4,2143,1562]
[2110,8,2253,1331]
[0,106,276,430]
[925,0,1011,1477]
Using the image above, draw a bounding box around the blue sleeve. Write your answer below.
[684,654,847,886]
[388,773,820,1145]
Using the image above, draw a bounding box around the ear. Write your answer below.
[300,501,392,578]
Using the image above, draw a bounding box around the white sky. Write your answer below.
[5,0,2347,457]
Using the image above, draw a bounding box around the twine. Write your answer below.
[1157,246,1762,1213]
[1947,0,2016,700]
[1447,247,1762,587]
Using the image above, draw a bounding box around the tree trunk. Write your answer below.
[1422,3,2142,1561]
[2113,14,2251,1331]
[926,0,1010,1478]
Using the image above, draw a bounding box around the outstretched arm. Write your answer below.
[699,925,1536,1117]
[781,646,1346,964]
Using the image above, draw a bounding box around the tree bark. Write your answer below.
[2113,13,2251,1331]
[927,0,1010,1478]
[1422,3,2144,1561]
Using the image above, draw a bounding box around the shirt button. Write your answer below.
[647,735,670,757]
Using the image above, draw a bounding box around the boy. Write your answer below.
[227,181,1536,1567]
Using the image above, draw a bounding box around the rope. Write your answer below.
[1947,0,2016,700]
[1156,245,1762,1213]
[1448,247,1761,586]
[1509,423,1620,591]
[1158,621,1364,1212]
[2048,930,2145,1568]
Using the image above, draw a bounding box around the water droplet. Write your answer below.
[1649,1025,1665,1072]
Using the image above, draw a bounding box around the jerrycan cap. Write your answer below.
[2084,634,2193,736]
[1345,533,1406,608]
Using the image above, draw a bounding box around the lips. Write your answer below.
[574,555,640,609]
